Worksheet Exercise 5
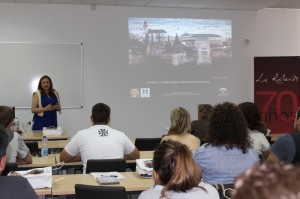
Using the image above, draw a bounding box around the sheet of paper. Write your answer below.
[90,172,126,180]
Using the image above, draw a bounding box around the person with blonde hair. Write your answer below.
[233,162,300,199]
[139,140,219,199]
[161,107,200,151]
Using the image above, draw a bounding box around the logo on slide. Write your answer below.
[140,88,150,98]
[218,88,229,97]
[130,88,140,98]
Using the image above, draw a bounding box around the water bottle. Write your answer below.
[28,122,32,133]
[12,118,19,132]
[41,135,48,158]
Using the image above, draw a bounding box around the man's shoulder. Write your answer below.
[0,176,29,185]
[0,176,38,199]
[276,133,294,143]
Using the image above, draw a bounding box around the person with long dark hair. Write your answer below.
[238,102,270,160]
[31,75,61,130]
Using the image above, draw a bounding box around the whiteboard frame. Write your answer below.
[0,42,83,109]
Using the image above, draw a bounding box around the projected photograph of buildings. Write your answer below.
[129,18,232,66]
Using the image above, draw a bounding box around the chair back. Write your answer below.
[212,183,235,199]
[25,141,39,156]
[2,162,18,176]
[75,184,127,199]
[86,158,126,174]
[134,137,162,151]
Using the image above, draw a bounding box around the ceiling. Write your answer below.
[0,0,299,11]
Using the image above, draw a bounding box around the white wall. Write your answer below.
[1,3,296,138]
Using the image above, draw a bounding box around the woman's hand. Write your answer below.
[44,104,54,111]
[53,103,61,111]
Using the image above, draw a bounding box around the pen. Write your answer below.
[101,175,118,178]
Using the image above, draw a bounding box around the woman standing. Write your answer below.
[31,75,61,130]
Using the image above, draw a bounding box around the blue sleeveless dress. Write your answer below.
[32,95,58,130]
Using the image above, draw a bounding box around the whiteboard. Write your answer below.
[0,42,82,109]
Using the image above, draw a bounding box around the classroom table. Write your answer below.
[269,134,283,142]
[38,140,69,149]
[21,130,70,141]
[18,154,57,169]
[51,172,153,195]
[35,188,52,196]
[126,151,154,164]
[54,151,154,167]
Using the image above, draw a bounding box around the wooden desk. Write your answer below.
[270,134,283,142]
[126,151,153,164]
[51,172,153,195]
[38,140,69,149]
[21,130,69,141]
[54,151,154,167]
[56,140,69,148]
[18,154,57,169]
[35,188,52,196]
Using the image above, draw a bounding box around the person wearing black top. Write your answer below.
[0,125,38,199]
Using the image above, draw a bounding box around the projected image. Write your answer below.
[129,18,232,66]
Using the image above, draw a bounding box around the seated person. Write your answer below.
[162,107,200,151]
[233,162,300,199]
[0,106,32,164]
[60,103,140,173]
[139,140,219,199]
[193,102,259,184]
[267,106,300,164]
[238,102,270,160]
[0,125,39,199]
[191,104,213,141]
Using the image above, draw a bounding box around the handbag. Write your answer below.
[9,166,52,189]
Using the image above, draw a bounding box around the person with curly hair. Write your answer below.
[238,102,270,160]
[161,107,200,151]
[193,101,259,184]
[191,104,213,141]
[139,140,219,199]
[232,162,300,199]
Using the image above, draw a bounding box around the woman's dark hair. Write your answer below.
[197,104,213,120]
[153,140,204,198]
[206,101,251,153]
[0,125,9,159]
[233,162,300,199]
[0,106,14,128]
[91,103,111,124]
[37,75,55,97]
[238,102,262,131]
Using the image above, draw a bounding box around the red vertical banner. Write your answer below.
[254,57,300,134]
